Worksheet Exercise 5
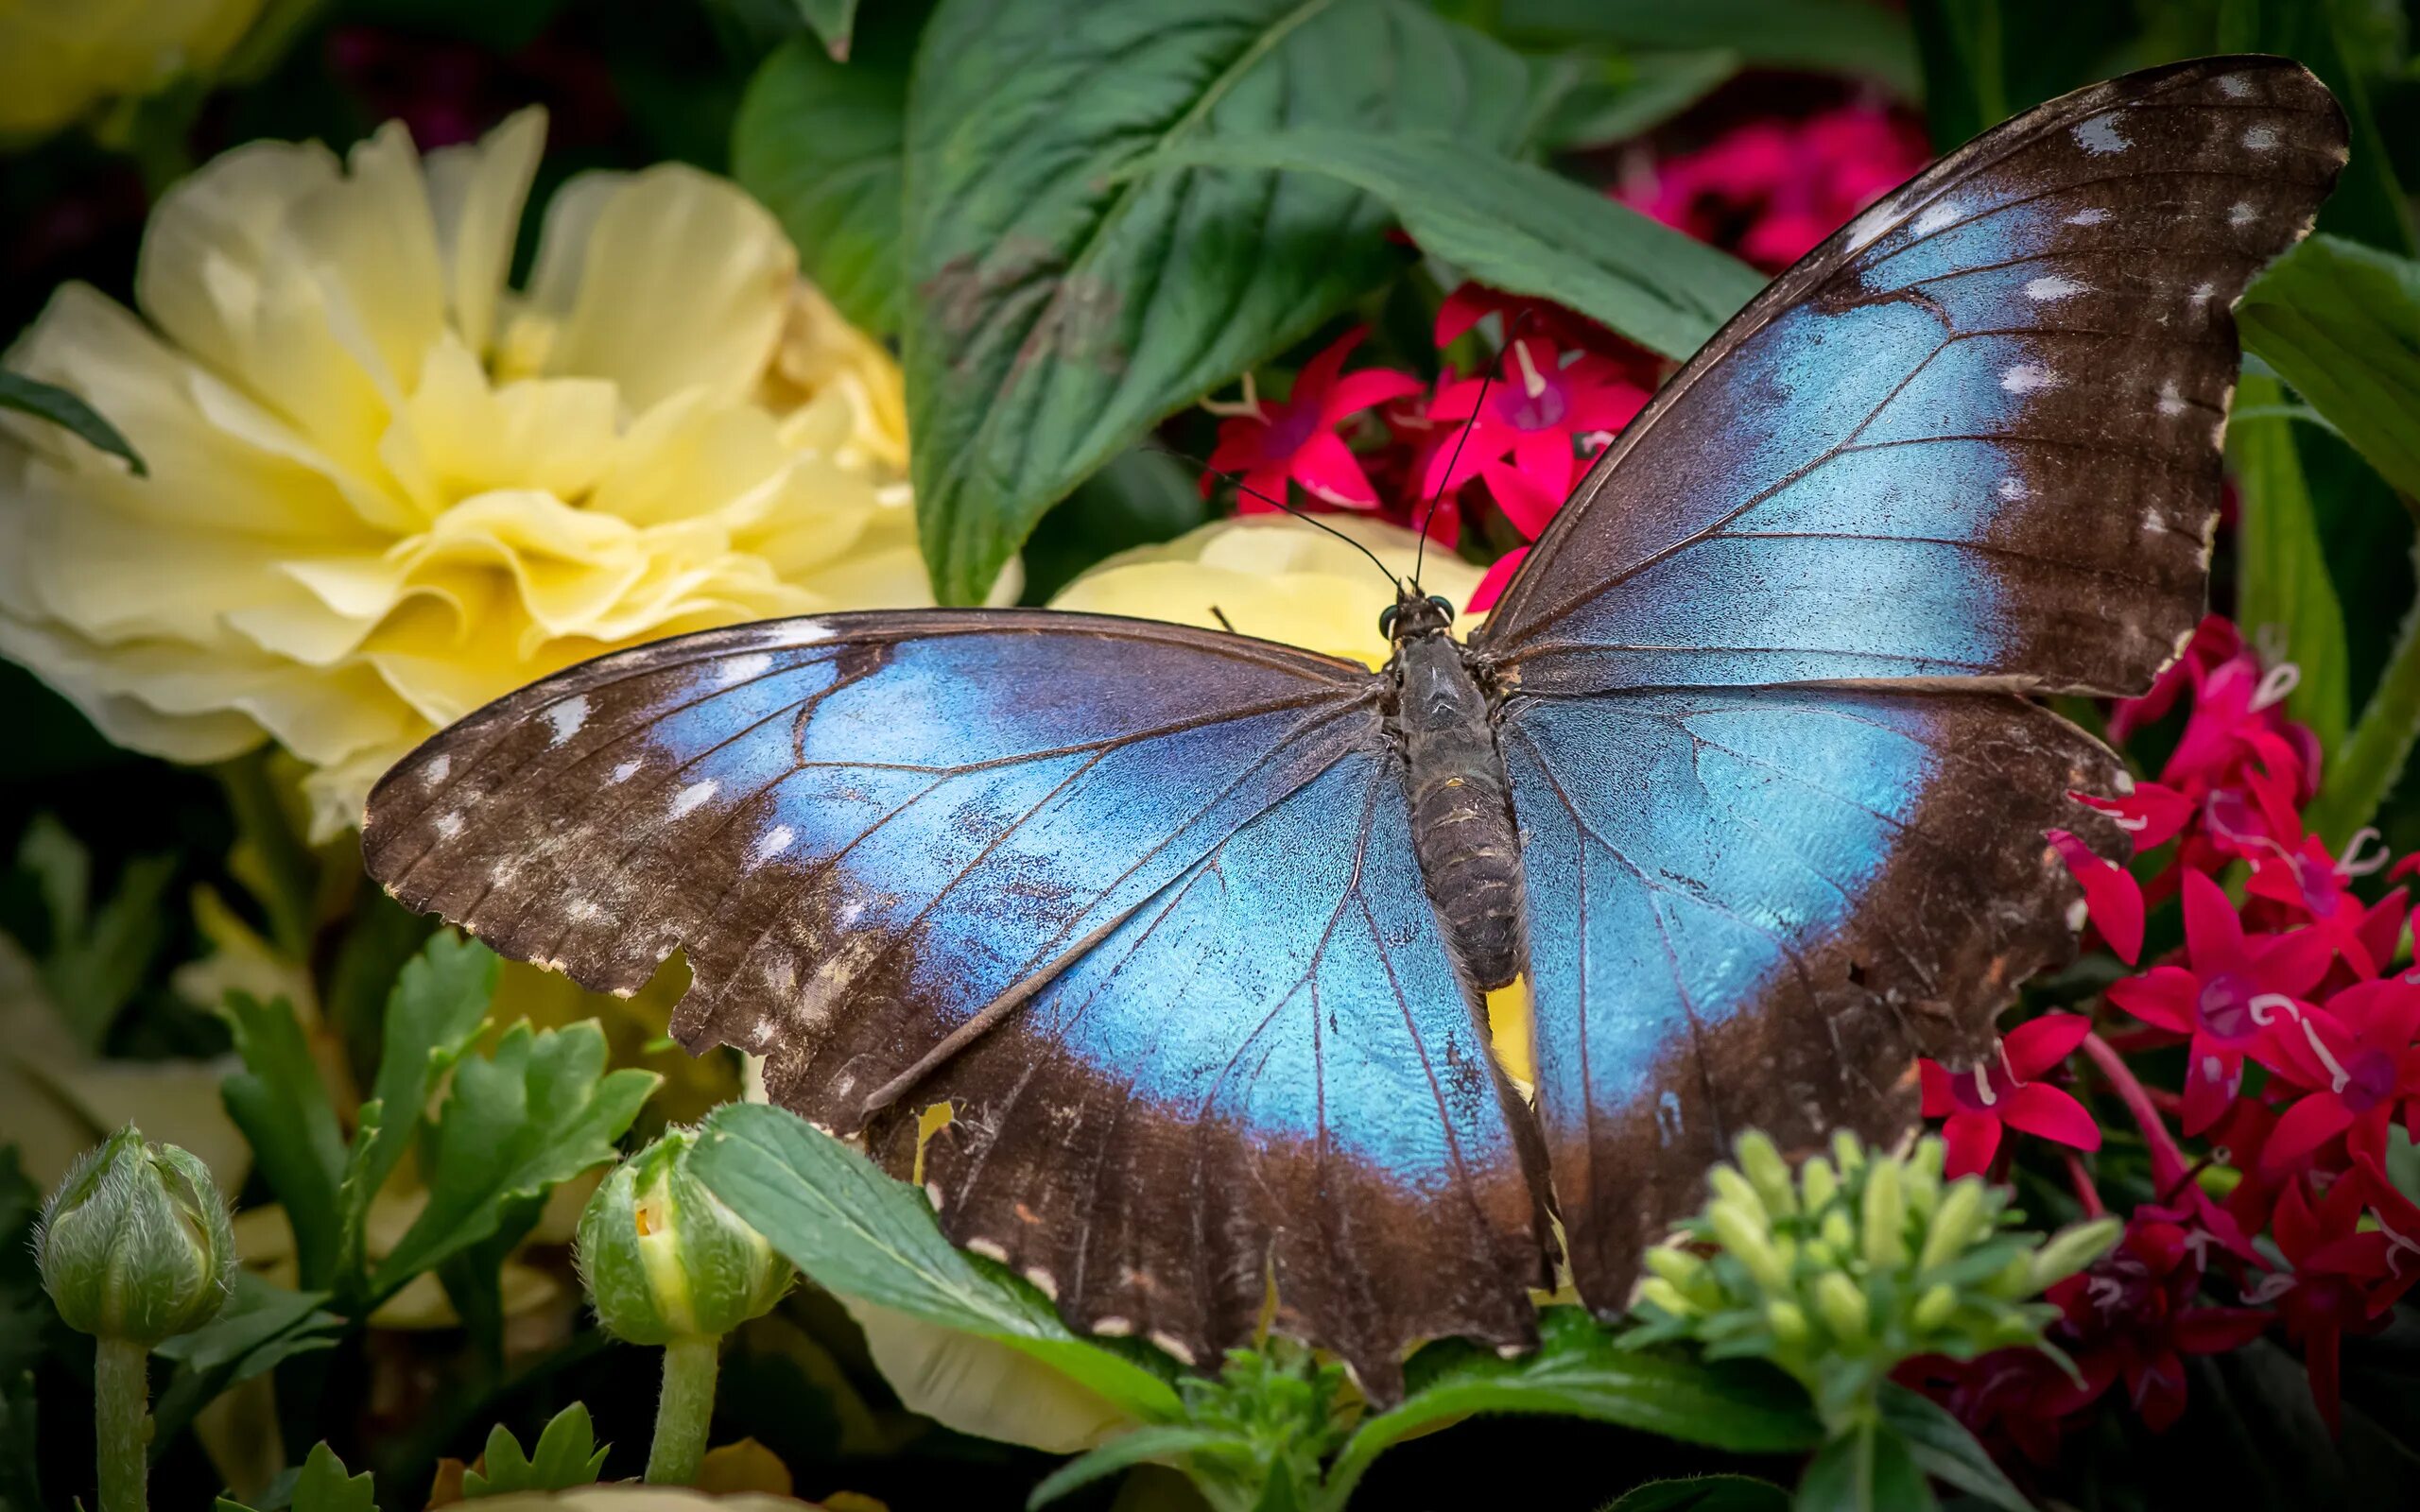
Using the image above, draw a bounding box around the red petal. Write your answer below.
[2107,968,2198,1034]
[2171,1307,2273,1354]
[2305,1322,2342,1435]
[1943,1110,2002,1177]
[1325,368,1427,421]
[1999,1083,2102,1152]
[2049,830,2142,963]
[2251,926,2337,999]
[1919,1057,1954,1116]
[1433,284,1492,347]
[2264,1095,2357,1174]
[1290,328,1366,406]
[1289,432,1380,507]
[2181,868,2248,972]
[2006,1012,2093,1077]
[1480,459,1563,539]
[1465,548,1525,615]
[2181,1046,2244,1136]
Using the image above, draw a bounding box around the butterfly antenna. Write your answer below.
[1143,442,1405,592]
[1411,307,1533,591]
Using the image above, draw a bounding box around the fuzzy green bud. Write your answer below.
[38,1126,234,1347]
[1766,1298,1810,1347]
[1912,1283,1958,1332]
[1637,1278,1699,1318]
[1814,1272,1871,1347]
[1800,1156,1840,1213]
[1708,1164,1769,1225]
[1819,1208,1856,1253]
[1919,1178,1989,1273]
[2029,1216,2122,1292]
[577,1129,794,1345]
[1644,1245,1708,1292]
[1860,1157,1906,1270]
[1733,1131,1799,1217]
[1830,1129,1866,1175]
[1707,1199,1790,1293]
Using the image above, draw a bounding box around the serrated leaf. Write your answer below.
[1319,1308,1822,1509]
[1794,1419,1934,1512]
[338,933,498,1294]
[219,993,349,1287]
[692,1102,1183,1422]
[1027,1425,1241,1509]
[0,369,147,476]
[1604,1475,1792,1512]
[903,0,1534,604]
[2239,235,2420,503]
[1877,1383,2031,1512]
[153,1273,345,1449]
[15,815,175,1051]
[1496,0,1920,95]
[370,1020,656,1300]
[291,1441,376,1512]
[463,1401,610,1497]
[437,1191,545,1367]
[2228,371,2349,753]
[733,33,906,335]
[1133,127,1765,360]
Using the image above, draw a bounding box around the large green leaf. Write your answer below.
[0,370,147,476]
[795,0,859,58]
[1497,0,1920,96]
[370,1020,657,1299]
[2239,236,2420,504]
[1027,1425,1243,1509]
[692,1102,1184,1421]
[152,1274,345,1450]
[1909,0,2007,152]
[1530,48,1741,151]
[1794,1418,1933,1512]
[1606,1477,1792,1512]
[733,33,907,335]
[902,0,1533,604]
[1876,1383,2031,1512]
[218,993,349,1288]
[2230,372,2350,753]
[1318,1308,1823,1507]
[1134,128,1765,360]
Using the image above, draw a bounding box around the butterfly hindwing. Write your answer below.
[363,609,1540,1393]
[1479,57,2346,696]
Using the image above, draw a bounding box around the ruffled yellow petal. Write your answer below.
[423,108,544,356]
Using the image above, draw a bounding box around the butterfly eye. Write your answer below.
[1377,605,1399,636]
[1426,594,1454,620]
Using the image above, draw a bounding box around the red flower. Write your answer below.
[1898,1347,2089,1466]
[2048,829,2144,963]
[1432,283,1636,361]
[1617,104,1929,273]
[2161,645,2320,806]
[2072,781,2197,850]
[1920,1014,2100,1178]
[2109,615,2241,746]
[2046,1211,2271,1433]
[2243,828,2401,977]
[2256,1174,2394,1432]
[2261,977,2420,1170]
[2105,870,2333,1133]
[2351,1153,2420,1315]
[1466,546,1525,615]
[1201,329,1423,512]
[1422,335,1648,536]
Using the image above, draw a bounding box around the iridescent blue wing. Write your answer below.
[362,610,1538,1393]
[1478,58,2344,1308]
[1479,57,2345,694]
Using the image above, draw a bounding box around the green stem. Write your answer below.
[94,1338,150,1512]
[645,1335,720,1485]
[2308,575,2420,848]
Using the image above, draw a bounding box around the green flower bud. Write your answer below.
[1765,1298,1810,1347]
[577,1129,794,1344]
[1919,1178,1988,1273]
[1830,1130,1866,1175]
[1912,1283,1958,1332]
[1820,1208,1856,1253]
[2029,1216,2122,1292]
[1814,1272,1870,1347]
[1707,1200,1790,1293]
[1800,1156,1840,1213]
[1860,1157,1906,1270]
[1733,1132,1798,1217]
[37,1126,234,1347]
[1708,1165,1768,1225]
[1637,1278,1699,1318]
[1644,1245,1707,1291]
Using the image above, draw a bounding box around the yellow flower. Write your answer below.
[0,0,265,138]
[0,109,937,840]
[1046,513,1485,669]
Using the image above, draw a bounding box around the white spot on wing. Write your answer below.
[435,810,464,840]
[2066,206,2109,227]
[569,898,603,922]
[2229,200,2257,228]
[669,779,718,819]
[2157,380,2188,417]
[544,694,589,747]
[965,1238,1009,1263]
[717,652,773,685]
[1149,1331,1199,1366]
[756,619,831,647]
[1910,198,1964,238]
[2000,363,2060,394]
[1996,477,2028,502]
[749,825,795,868]
[2024,275,2086,301]
[2074,114,2129,154]
[1024,1267,1059,1300]
[2243,124,2279,152]
[2218,73,2253,99]
[610,758,642,784]
[422,754,451,787]
[1091,1315,1133,1337]
[1841,193,1907,252]
[2143,507,2169,536]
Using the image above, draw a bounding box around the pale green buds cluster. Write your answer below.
[576,1128,794,1345]
[37,1126,235,1348]
[1629,1130,2118,1431]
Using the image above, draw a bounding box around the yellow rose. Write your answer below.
[0,0,265,138]
[0,108,939,840]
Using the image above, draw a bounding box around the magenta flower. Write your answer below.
[2048,828,2144,963]
[2261,978,2420,1171]
[2045,1211,2271,1433]
[1617,104,1929,273]
[1421,335,1648,536]
[2109,614,2241,745]
[2243,828,2398,976]
[1466,546,1526,615]
[1920,1014,2100,1177]
[2073,780,2197,850]
[2351,1154,2420,1316]
[2105,870,2333,1134]
[1201,329,1423,512]
[2258,1175,2394,1432]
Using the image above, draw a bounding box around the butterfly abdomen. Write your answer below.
[1395,632,1526,991]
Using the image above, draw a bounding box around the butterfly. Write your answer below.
[365,57,2345,1400]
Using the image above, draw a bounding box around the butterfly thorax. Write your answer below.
[1392,625,1526,991]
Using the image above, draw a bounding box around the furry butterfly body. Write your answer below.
[366,58,2347,1399]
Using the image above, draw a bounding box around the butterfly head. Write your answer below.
[1380,588,1456,644]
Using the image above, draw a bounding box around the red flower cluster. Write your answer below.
[1914,617,2420,1461]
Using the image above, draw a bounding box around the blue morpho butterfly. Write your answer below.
[367,58,2346,1399]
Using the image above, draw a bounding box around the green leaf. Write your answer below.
[291,1441,377,1512]
[219,993,349,1288]
[2216,0,2411,256]
[370,1020,657,1300]
[0,370,147,476]
[1132,127,1765,361]
[1496,0,1921,97]
[903,0,1533,605]
[338,933,498,1294]
[2308,594,2420,849]
[1320,1308,1822,1508]
[2239,235,2420,503]
[463,1401,611,1497]
[2229,371,2351,753]
[1027,1425,1242,1509]
[691,1102,1183,1421]
[1876,1383,2031,1512]
[1530,48,1741,151]
[793,0,859,58]
[1794,1419,1934,1512]
[1909,0,2008,153]
[733,33,906,335]
[152,1273,345,1449]
[14,816,175,1052]
[1603,1476,1792,1512]
[436,1192,545,1368]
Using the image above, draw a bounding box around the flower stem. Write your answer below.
[94,1338,150,1512]
[2081,1032,2187,1186]
[645,1335,721,1485]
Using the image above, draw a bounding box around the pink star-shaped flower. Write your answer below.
[2048,829,2145,963]
[1920,1014,2100,1177]
[2105,869,2333,1133]
[1422,335,1647,537]
[1201,328,1422,512]
[2260,1174,2394,1433]
[2260,977,2420,1171]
